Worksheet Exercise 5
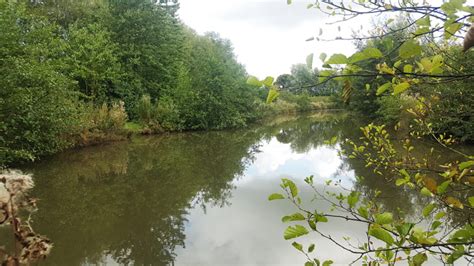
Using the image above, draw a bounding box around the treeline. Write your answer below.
[275,64,339,96]
[0,0,262,166]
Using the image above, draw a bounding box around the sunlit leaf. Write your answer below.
[436,180,451,194]
[444,22,462,39]
[357,206,369,219]
[422,203,436,217]
[347,191,360,208]
[399,40,422,59]
[281,178,298,198]
[376,82,392,96]
[393,82,410,95]
[266,88,280,104]
[322,261,334,266]
[396,223,413,236]
[284,225,309,240]
[421,187,433,197]
[268,193,285,201]
[435,212,446,220]
[247,76,262,87]
[369,226,394,245]
[416,16,431,27]
[292,241,303,251]
[411,252,427,266]
[263,76,274,87]
[326,54,348,64]
[459,160,474,170]
[375,212,393,225]
[314,213,328,223]
[282,213,306,222]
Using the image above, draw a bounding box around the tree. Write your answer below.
[65,22,122,103]
[269,1,474,265]
[0,2,81,165]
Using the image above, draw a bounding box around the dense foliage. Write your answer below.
[0,0,262,166]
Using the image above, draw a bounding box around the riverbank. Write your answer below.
[2,98,341,168]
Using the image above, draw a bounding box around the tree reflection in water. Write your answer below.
[8,112,470,265]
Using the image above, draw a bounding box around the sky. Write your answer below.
[178,0,361,78]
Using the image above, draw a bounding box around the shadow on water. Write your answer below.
[1,111,470,265]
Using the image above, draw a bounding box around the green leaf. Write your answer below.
[284,225,309,240]
[422,203,436,217]
[375,212,393,225]
[459,160,474,170]
[308,220,317,230]
[447,246,465,263]
[436,180,451,194]
[349,48,383,63]
[403,64,413,73]
[322,261,333,266]
[326,54,348,64]
[281,178,298,198]
[393,82,410,95]
[369,226,395,245]
[421,187,433,197]
[314,213,328,223]
[399,40,422,59]
[305,262,315,266]
[308,243,315,253]
[444,22,462,39]
[266,88,280,104]
[282,213,306,222]
[247,76,262,87]
[268,193,285,201]
[287,0,292,4]
[431,221,442,230]
[411,252,428,266]
[376,82,392,96]
[357,206,369,219]
[435,212,446,220]
[363,47,383,58]
[396,223,413,236]
[292,241,303,251]
[395,178,407,186]
[306,53,314,69]
[263,76,274,87]
[469,196,474,207]
[416,16,431,27]
[347,191,360,208]
[319,52,327,62]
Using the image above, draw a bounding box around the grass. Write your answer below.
[124,122,144,133]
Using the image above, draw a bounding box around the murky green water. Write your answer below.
[2,112,472,265]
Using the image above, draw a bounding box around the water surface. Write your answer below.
[3,112,469,265]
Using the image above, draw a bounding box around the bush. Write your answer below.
[427,83,474,142]
[295,93,312,112]
[375,95,416,124]
[136,95,154,124]
[0,3,81,166]
[155,96,183,131]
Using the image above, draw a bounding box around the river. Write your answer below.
[2,112,471,265]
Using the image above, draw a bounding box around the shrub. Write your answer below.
[376,95,417,124]
[155,96,183,131]
[136,95,154,124]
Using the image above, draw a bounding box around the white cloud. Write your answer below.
[178,0,360,78]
